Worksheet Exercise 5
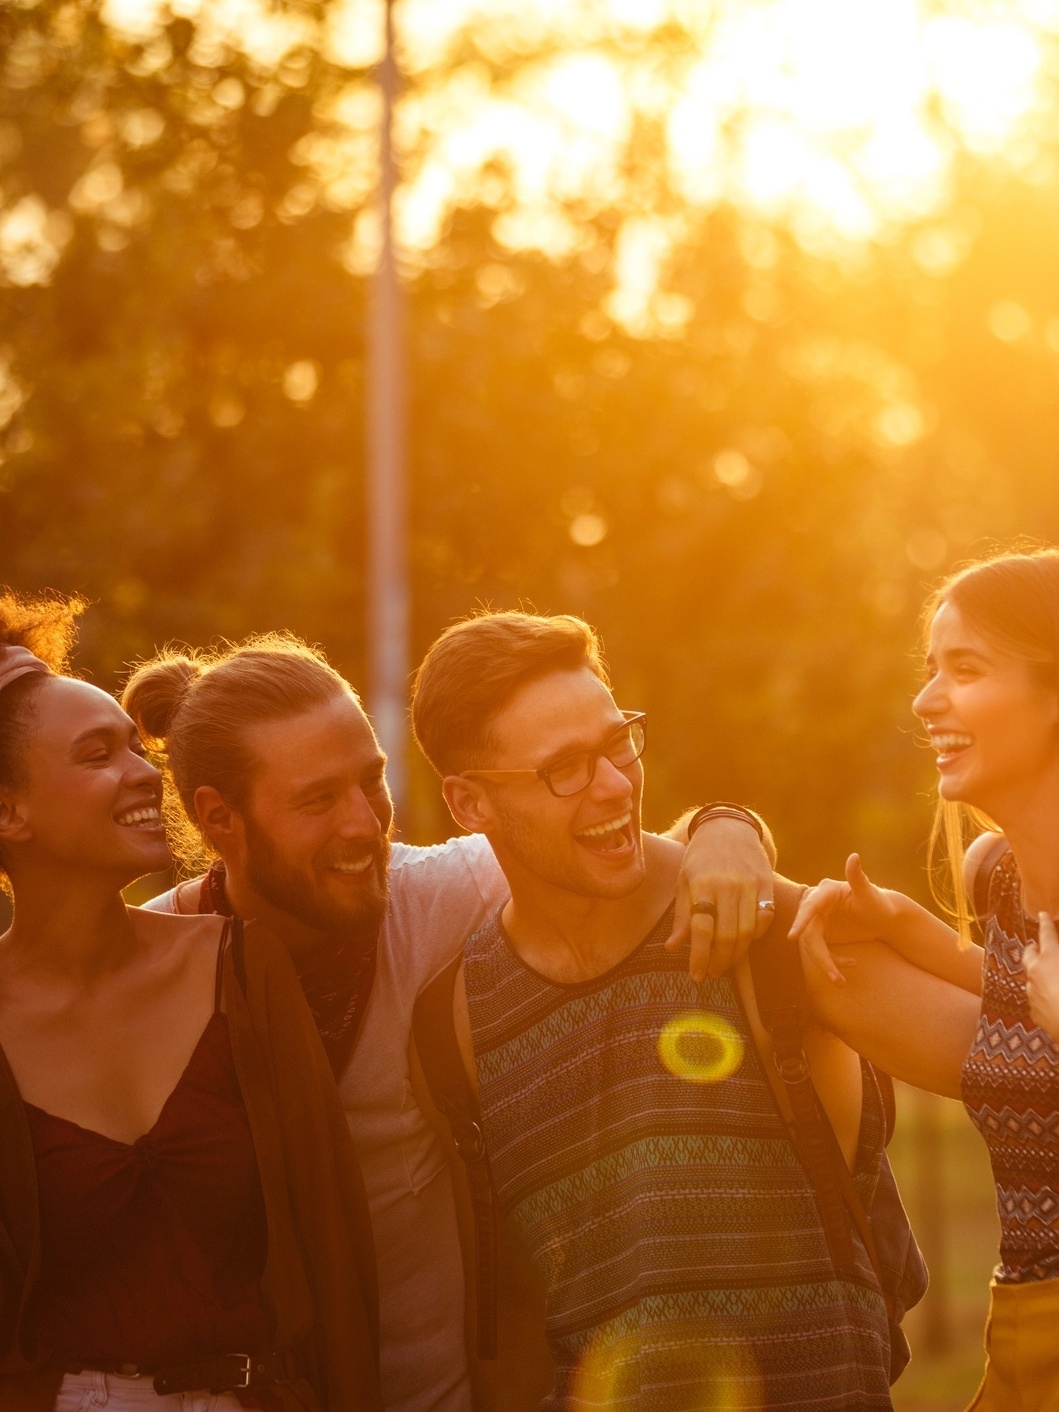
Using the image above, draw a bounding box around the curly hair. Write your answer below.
[0,588,85,791]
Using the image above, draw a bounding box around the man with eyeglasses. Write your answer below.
[134,628,775,1412]
[410,610,894,1411]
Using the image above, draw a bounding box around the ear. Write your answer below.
[0,793,30,848]
[442,775,494,835]
[194,785,244,854]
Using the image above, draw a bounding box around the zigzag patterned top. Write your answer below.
[962,851,1059,1283]
[464,903,892,1411]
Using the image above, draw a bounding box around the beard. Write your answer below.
[243,813,392,944]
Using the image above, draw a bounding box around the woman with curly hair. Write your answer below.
[792,547,1059,1411]
[0,591,382,1412]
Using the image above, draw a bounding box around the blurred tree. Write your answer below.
[1,0,1058,897]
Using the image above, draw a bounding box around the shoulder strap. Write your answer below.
[230,915,248,996]
[213,920,231,1012]
[749,878,889,1305]
[972,834,1010,922]
[412,955,499,1358]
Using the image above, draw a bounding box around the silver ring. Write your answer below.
[757,899,776,913]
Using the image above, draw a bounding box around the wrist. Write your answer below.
[686,803,764,845]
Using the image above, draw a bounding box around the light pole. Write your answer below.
[366,0,409,814]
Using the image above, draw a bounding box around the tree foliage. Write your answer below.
[3,0,1059,890]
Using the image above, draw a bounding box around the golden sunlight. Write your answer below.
[101,0,1059,330]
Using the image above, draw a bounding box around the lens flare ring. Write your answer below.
[658,1010,745,1084]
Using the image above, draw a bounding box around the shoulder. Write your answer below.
[127,904,225,943]
[389,833,502,889]
[140,877,206,915]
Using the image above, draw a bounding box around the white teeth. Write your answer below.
[932,734,973,753]
[577,811,632,839]
[116,807,161,826]
[332,857,373,874]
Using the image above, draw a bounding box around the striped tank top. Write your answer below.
[962,851,1059,1283]
[464,904,892,1411]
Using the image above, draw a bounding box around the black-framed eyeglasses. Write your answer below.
[460,711,646,799]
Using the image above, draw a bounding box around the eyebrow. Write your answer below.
[537,717,627,771]
[69,724,126,749]
[289,757,387,801]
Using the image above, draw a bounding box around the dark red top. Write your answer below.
[26,1010,270,1368]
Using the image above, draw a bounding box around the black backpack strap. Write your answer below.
[412,954,499,1358]
[749,877,862,1280]
[230,915,248,996]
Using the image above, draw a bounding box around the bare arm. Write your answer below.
[803,939,980,1099]
[791,853,983,995]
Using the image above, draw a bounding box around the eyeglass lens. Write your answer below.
[545,717,645,797]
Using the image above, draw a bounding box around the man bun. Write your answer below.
[122,653,204,746]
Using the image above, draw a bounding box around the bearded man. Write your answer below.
[122,633,775,1412]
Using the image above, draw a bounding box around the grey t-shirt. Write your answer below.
[144,833,508,1412]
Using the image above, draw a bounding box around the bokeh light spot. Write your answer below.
[658,1011,745,1085]
[283,359,320,403]
[569,512,607,547]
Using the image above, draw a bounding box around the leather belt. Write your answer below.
[64,1348,298,1395]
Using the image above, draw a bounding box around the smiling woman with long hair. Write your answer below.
[0,591,382,1412]
[791,547,1059,1411]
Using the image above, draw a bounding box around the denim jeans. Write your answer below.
[55,1370,246,1411]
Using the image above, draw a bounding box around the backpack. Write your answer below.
[412,875,928,1382]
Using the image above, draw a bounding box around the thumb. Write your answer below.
[846,853,876,900]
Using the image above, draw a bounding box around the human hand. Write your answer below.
[665,816,774,983]
[789,853,899,985]
[1023,912,1059,1044]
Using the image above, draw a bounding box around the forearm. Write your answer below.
[805,940,980,1099]
[880,893,983,994]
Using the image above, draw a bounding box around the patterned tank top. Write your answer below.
[464,904,892,1411]
[962,851,1059,1283]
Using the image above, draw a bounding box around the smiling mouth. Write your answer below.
[329,855,375,877]
[574,811,634,854]
[115,806,163,828]
[931,733,974,763]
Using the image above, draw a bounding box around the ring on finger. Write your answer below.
[690,901,717,920]
[757,899,776,914]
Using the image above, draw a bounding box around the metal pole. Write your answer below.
[367,0,409,814]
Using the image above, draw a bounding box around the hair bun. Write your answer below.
[0,589,84,673]
[122,653,203,745]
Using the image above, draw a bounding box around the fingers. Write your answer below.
[798,914,847,985]
[707,883,766,980]
[687,910,715,984]
[664,890,691,954]
[788,880,843,940]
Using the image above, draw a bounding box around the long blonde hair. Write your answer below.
[922,548,1059,941]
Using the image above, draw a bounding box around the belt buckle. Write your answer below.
[226,1354,253,1390]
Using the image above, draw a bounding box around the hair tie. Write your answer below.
[0,645,50,695]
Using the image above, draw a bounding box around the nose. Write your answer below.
[589,752,637,803]
[336,784,391,841]
[912,673,945,722]
[128,750,162,789]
